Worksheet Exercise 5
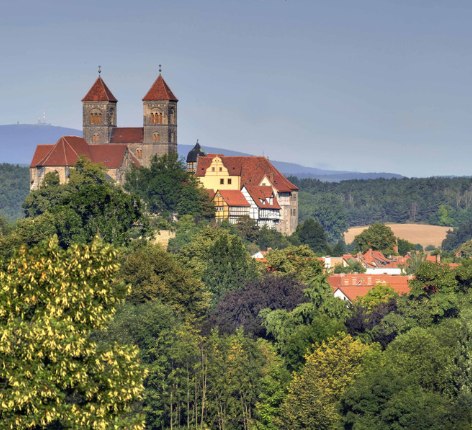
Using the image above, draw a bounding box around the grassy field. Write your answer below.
[344,223,452,248]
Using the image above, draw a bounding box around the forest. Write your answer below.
[2,155,472,429]
[293,176,472,242]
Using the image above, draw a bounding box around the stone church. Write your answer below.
[30,71,178,188]
[30,70,298,234]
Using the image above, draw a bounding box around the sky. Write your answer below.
[1,0,472,177]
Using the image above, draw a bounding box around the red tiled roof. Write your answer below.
[216,190,250,207]
[328,274,413,292]
[82,77,117,102]
[32,136,91,167]
[89,145,129,169]
[143,74,178,101]
[206,189,216,199]
[196,155,298,193]
[245,185,281,209]
[31,144,54,167]
[110,127,144,144]
[30,136,128,169]
[334,283,410,301]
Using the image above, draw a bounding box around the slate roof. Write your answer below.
[143,74,178,101]
[82,77,117,102]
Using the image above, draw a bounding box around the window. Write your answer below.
[169,108,175,124]
[228,179,232,185]
[219,167,223,172]
[90,110,102,125]
[220,179,224,185]
[151,111,163,124]
[152,132,160,143]
[212,167,215,172]
[136,148,143,159]
[92,133,99,143]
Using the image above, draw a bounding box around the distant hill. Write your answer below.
[0,124,402,181]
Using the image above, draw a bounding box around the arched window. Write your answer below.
[150,111,163,125]
[90,110,102,125]
[136,148,143,159]
[169,108,175,124]
[152,132,160,143]
[92,133,100,143]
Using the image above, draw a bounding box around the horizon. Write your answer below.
[1,1,472,177]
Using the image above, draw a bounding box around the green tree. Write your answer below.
[265,245,324,284]
[0,237,145,429]
[280,334,375,429]
[295,218,329,254]
[333,259,366,274]
[125,153,214,220]
[353,223,397,255]
[358,284,399,311]
[120,242,211,317]
[177,226,259,302]
[101,300,202,429]
[22,158,146,247]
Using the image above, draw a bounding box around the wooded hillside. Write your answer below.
[0,163,29,220]
[294,176,472,241]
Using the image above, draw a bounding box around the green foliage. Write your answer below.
[298,191,349,242]
[265,245,324,284]
[22,158,146,247]
[0,237,145,429]
[294,176,472,229]
[456,239,472,258]
[342,322,472,429]
[295,218,329,254]
[100,301,202,429]
[443,217,472,250]
[177,226,259,302]
[358,284,399,311]
[0,163,29,220]
[333,259,366,274]
[398,237,422,255]
[353,223,397,254]
[261,273,348,370]
[125,153,214,220]
[119,242,211,317]
[280,334,375,429]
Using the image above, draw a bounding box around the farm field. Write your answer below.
[344,223,452,248]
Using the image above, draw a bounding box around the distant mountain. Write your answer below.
[0,124,402,181]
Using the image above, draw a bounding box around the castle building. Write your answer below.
[30,71,178,189]
[30,70,299,235]
[189,150,299,235]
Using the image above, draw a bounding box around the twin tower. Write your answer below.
[81,71,178,166]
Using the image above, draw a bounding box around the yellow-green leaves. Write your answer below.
[0,237,145,429]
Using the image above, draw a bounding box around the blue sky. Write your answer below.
[1,0,472,177]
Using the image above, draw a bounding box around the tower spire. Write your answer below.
[98,65,101,76]
[158,64,162,74]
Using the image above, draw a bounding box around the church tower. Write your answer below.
[82,72,117,145]
[142,70,178,159]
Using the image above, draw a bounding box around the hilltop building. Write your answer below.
[30,70,178,189]
[29,70,298,234]
[188,149,299,235]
